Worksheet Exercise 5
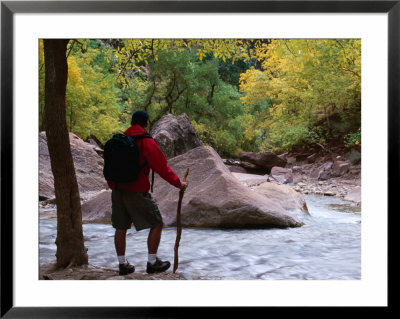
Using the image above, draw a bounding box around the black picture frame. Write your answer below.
[1,0,396,317]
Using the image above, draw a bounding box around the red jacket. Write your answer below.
[107,125,182,192]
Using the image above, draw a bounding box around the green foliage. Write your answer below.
[344,128,361,147]
[39,38,361,157]
[39,39,126,143]
[239,39,361,152]
[119,47,246,156]
[65,42,126,143]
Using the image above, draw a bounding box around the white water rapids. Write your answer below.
[39,194,361,280]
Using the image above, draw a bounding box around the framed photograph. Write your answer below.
[1,0,396,317]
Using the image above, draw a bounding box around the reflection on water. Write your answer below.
[39,195,361,280]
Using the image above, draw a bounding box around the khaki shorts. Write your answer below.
[111,189,163,231]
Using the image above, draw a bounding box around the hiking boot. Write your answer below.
[146,257,171,274]
[119,261,135,275]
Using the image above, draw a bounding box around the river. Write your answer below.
[39,194,361,280]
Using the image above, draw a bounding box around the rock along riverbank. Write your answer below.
[39,263,207,280]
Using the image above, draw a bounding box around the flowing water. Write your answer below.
[39,194,361,280]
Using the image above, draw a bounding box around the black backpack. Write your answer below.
[103,133,152,183]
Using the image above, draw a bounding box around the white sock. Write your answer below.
[148,253,157,264]
[118,255,126,264]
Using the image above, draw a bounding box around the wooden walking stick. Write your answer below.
[173,168,189,273]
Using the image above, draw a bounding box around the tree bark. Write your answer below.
[43,39,88,268]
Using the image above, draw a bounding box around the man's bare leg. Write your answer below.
[147,224,162,254]
[115,229,127,258]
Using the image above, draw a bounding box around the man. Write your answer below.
[107,110,188,275]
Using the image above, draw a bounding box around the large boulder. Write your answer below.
[253,182,309,215]
[239,151,286,173]
[82,146,305,228]
[152,146,304,228]
[39,132,108,200]
[150,113,203,159]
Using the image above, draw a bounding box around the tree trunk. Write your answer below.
[43,39,88,268]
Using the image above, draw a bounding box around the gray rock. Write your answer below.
[150,113,203,159]
[153,146,303,228]
[231,172,269,187]
[239,150,286,172]
[292,166,302,173]
[310,161,333,181]
[39,132,108,200]
[81,190,112,224]
[268,167,293,184]
[319,171,331,180]
[331,160,351,177]
[344,186,361,205]
[253,182,309,215]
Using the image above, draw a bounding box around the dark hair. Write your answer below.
[131,110,149,127]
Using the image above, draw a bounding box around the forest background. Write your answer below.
[39,38,361,157]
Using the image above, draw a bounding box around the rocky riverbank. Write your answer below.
[225,150,361,207]
[39,262,195,280]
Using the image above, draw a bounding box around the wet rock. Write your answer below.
[39,132,108,200]
[150,113,203,159]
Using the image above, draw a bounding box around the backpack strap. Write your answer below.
[151,169,155,193]
[133,134,155,192]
